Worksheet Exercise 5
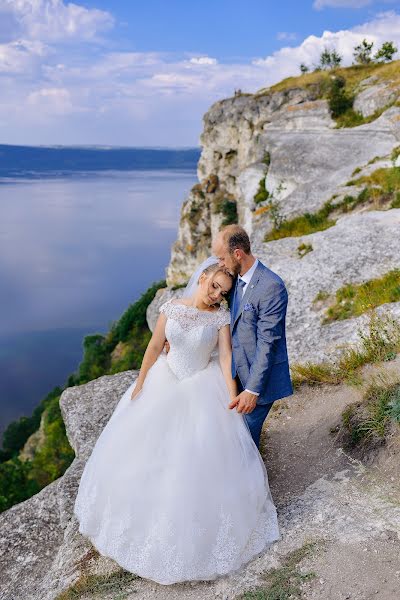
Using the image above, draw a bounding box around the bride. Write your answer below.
[73,257,280,585]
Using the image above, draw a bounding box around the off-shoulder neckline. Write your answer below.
[168,299,227,314]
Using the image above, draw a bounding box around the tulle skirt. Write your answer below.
[73,353,280,585]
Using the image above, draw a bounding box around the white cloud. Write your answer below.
[254,11,400,77]
[189,56,218,65]
[27,87,77,115]
[314,0,373,8]
[0,39,47,73]
[0,0,113,42]
[0,5,399,146]
[277,32,298,41]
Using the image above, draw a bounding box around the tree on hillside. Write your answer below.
[327,75,353,119]
[374,41,398,63]
[353,39,374,64]
[300,63,309,74]
[319,48,342,70]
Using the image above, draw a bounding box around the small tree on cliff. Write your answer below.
[353,39,374,64]
[319,48,342,70]
[300,63,309,74]
[374,41,398,63]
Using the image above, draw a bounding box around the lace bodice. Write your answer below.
[159,299,231,380]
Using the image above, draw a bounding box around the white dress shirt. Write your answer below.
[238,258,259,295]
[237,258,260,397]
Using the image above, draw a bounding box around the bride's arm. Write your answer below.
[131,313,167,400]
[218,325,238,401]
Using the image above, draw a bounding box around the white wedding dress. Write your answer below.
[73,298,280,585]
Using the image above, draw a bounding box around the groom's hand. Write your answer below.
[229,391,257,414]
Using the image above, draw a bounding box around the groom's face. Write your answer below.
[213,237,241,277]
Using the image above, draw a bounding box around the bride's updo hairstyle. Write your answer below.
[199,263,234,307]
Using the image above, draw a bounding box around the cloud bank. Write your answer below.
[0,1,399,146]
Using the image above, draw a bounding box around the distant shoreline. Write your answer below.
[0,145,201,177]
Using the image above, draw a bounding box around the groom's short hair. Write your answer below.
[220,225,251,255]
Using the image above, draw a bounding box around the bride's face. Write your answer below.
[199,271,232,306]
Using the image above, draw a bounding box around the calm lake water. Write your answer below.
[0,169,197,437]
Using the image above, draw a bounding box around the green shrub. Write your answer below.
[0,386,63,462]
[0,457,40,513]
[254,178,269,204]
[341,381,400,449]
[29,395,75,488]
[220,199,238,225]
[328,76,354,118]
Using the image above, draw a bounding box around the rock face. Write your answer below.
[164,75,400,363]
[167,81,400,288]
[0,371,137,600]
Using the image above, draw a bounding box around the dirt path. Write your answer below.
[69,363,400,600]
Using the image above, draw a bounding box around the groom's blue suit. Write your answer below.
[230,260,293,448]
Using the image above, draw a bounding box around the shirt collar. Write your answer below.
[239,258,259,285]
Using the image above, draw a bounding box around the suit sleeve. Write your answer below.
[244,283,288,395]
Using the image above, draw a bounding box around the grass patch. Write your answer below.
[263,60,400,99]
[265,209,335,241]
[262,151,271,166]
[324,269,400,322]
[314,290,330,303]
[297,243,313,258]
[351,165,400,194]
[340,379,400,450]
[391,146,400,164]
[291,310,400,389]
[56,569,140,600]
[239,542,318,600]
[334,103,393,128]
[265,165,400,241]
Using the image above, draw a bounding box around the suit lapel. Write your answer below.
[232,262,263,329]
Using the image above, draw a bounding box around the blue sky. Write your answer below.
[0,0,399,146]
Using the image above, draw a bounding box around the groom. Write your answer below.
[212,224,293,449]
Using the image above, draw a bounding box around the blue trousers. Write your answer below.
[243,402,274,449]
[235,375,274,449]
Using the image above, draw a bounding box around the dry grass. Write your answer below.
[56,569,139,600]
[260,60,400,97]
[340,375,400,453]
[239,542,319,600]
[291,311,400,389]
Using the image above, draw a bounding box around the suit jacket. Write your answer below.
[230,260,293,405]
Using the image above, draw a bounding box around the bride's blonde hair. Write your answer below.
[199,263,234,306]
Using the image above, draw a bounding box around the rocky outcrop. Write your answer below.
[353,78,400,117]
[0,371,137,600]
[164,73,400,364]
[167,80,400,288]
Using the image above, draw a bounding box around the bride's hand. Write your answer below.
[130,385,143,401]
